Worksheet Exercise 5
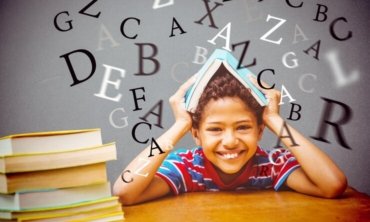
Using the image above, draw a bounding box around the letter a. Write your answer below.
[279,85,296,105]
[303,40,321,60]
[148,138,165,157]
[207,22,232,51]
[275,121,299,148]
[169,17,187,37]
[140,100,164,128]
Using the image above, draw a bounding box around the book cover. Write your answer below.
[0,142,117,173]
[0,129,102,156]
[0,197,119,220]
[185,48,268,112]
[0,182,112,211]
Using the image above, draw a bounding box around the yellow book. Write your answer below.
[0,182,112,211]
[0,163,108,194]
[0,129,102,156]
[17,204,123,222]
[69,211,124,222]
[0,197,120,220]
[0,142,117,173]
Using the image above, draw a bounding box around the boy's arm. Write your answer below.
[266,115,347,198]
[113,75,196,205]
[250,76,347,198]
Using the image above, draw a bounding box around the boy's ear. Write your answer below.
[258,124,265,141]
[191,128,201,146]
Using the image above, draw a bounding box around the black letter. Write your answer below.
[194,0,223,29]
[313,4,328,22]
[135,43,160,76]
[169,17,187,37]
[79,0,101,18]
[140,100,163,128]
[288,103,302,121]
[121,170,133,183]
[257,69,275,89]
[303,40,321,60]
[232,40,256,69]
[130,87,146,111]
[131,122,152,144]
[275,121,299,148]
[120,17,140,39]
[148,138,165,157]
[329,17,352,41]
[54,11,73,32]
[59,49,96,87]
[286,0,303,8]
[311,97,352,149]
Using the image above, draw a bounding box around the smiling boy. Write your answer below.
[113,65,347,205]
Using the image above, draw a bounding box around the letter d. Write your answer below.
[60,49,96,86]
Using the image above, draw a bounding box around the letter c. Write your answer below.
[257,69,275,89]
[120,17,141,39]
[299,73,317,93]
[121,170,134,183]
[132,122,152,144]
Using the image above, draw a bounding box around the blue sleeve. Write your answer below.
[271,149,301,191]
[155,149,189,195]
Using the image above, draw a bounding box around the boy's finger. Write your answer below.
[175,74,197,97]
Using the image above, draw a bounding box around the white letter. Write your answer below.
[94,64,125,102]
[279,85,296,105]
[171,62,189,83]
[325,49,359,87]
[292,24,308,44]
[260,15,286,45]
[134,158,151,177]
[109,107,129,128]
[282,52,299,68]
[207,22,232,51]
[193,46,208,64]
[299,73,317,93]
[96,23,120,51]
[153,0,174,9]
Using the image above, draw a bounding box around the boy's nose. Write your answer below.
[222,130,239,148]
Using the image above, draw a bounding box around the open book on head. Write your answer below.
[185,49,268,113]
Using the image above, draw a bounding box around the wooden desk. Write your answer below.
[123,188,370,222]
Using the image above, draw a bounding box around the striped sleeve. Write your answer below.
[271,149,301,191]
[155,149,190,195]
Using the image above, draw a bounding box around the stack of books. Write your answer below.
[0,129,124,221]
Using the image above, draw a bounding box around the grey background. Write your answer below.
[1,0,369,195]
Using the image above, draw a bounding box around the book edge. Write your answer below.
[0,128,101,140]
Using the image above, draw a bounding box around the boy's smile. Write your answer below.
[192,96,263,178]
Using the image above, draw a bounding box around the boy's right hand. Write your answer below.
[169,75,197,132]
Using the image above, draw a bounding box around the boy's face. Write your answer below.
[192,97,263,175]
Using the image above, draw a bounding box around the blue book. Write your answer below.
[185,49,268,113]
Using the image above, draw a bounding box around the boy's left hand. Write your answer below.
[249,76,282,127]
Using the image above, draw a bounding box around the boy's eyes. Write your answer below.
[237,125,251,131]
[205,125,251,132]
[206,127,222,132]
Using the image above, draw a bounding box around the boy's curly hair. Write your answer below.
[191,64,264,129]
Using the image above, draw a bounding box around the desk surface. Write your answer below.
[123,188,370,222]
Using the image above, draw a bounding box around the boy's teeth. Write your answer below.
[222,153,238,159]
